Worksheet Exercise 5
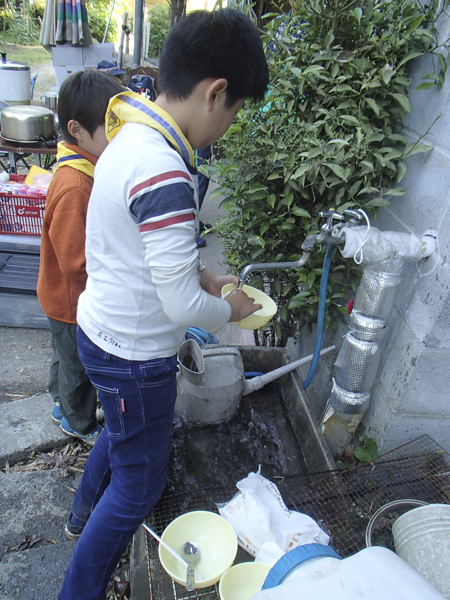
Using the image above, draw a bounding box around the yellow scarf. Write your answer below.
[106,91,195,167]
[52,143,96,179]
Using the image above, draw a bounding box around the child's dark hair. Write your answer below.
[58,70,124,144]
[158,9,269,108]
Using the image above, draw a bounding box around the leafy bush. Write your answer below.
[208,0,449,346]
[147,3,170,58]
[86,0,127,44]
[2,1,40,44]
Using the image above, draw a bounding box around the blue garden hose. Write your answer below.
[303,245,335,390]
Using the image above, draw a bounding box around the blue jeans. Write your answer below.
[58,327,178,600]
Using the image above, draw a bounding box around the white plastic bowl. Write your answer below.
[159,510,238,589]
[221,284,277,329]
[219,562,272,600]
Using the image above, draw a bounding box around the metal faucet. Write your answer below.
[237,251,311,287]
[301,209,349,252]
[237,209,352,287]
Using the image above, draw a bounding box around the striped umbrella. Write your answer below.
[40,0,92,49]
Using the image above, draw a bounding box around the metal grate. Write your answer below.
[144,435,450,598]
[286,435,450,557]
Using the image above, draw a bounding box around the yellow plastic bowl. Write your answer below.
[158,511,238,589]
[219,562,272,600]
[221,284,277,329]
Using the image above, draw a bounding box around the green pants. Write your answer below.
[48,318,97,434]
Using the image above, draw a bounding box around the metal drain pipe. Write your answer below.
[320,221,438,457]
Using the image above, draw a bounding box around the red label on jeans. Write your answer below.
[120,398,125,413]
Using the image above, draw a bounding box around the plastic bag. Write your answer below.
[217,469,329,560]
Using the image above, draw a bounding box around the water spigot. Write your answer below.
[237,251,311,287]
[301,210,346,251]
[319,209,344,232]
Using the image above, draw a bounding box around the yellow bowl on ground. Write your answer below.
[159,510,238,589]
[219,562,272,600]
[221,284,277,330]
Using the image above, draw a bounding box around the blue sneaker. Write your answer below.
[52,402,63,424]
[60,417,102,446]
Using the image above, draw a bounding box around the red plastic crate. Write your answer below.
[0,173,47,236]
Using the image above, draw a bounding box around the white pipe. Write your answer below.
[242,345,336,396]
[340,226,437,266]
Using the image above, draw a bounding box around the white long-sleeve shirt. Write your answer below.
[77,121,231,361]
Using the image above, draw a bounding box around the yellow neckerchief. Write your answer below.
[105,91,195,168]
[51,143,96,179]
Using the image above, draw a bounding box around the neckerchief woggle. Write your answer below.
[105,91,195,168]
[51,143,96,180]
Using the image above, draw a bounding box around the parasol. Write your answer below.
[40,0,92,50]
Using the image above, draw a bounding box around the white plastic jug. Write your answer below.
[250,545,446,599]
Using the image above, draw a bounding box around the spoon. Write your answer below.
[181,540,201,591]
[142,524,203,580]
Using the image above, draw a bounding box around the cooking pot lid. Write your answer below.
[0,54,30,71]
[1,105,54,119]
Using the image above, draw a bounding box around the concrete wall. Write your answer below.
[362,11,450,453]
[291,11,450,454]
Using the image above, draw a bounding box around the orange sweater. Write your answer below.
[37,144,97,324]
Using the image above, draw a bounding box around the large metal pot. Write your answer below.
[1,105,57,147]
[0,53,31,105]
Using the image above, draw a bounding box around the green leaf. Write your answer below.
[248,235,266,247]
[391,93,411,113]
[267,194,276,208]
[396,162,407,183]
[398,51,423,68]
[341,114,360,126]
[404,143,433,157]
[415,81,437,91]
[209,186,231,200]
[306,271,316,288]
[352,7,362,23]
[349,180,363,197]
[381,65,394,85]
[354,436,378,462]
[406,14,424,37]
[289,66,303,78]
[328,138,349,147]
[303,65,325,75]
[331,63,339,78]
[267,173,281,180]
[324,163,348,181]
[365,97,380,116]
[291,206,311,218]
[284,192,294,208]
[367,196,391,207]
[292,164,312,180]
[286,153,296,168]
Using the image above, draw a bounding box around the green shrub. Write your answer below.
[147,3,170,58]
[86,0,127,44]
[207,0,449,346]
[2,1,40,44]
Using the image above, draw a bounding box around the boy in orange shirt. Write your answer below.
[37,70,123,444]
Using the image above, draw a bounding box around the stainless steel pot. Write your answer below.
[1,105,57,147]
[0,53,31,105]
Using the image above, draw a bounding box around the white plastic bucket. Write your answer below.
[392,503,450,598]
